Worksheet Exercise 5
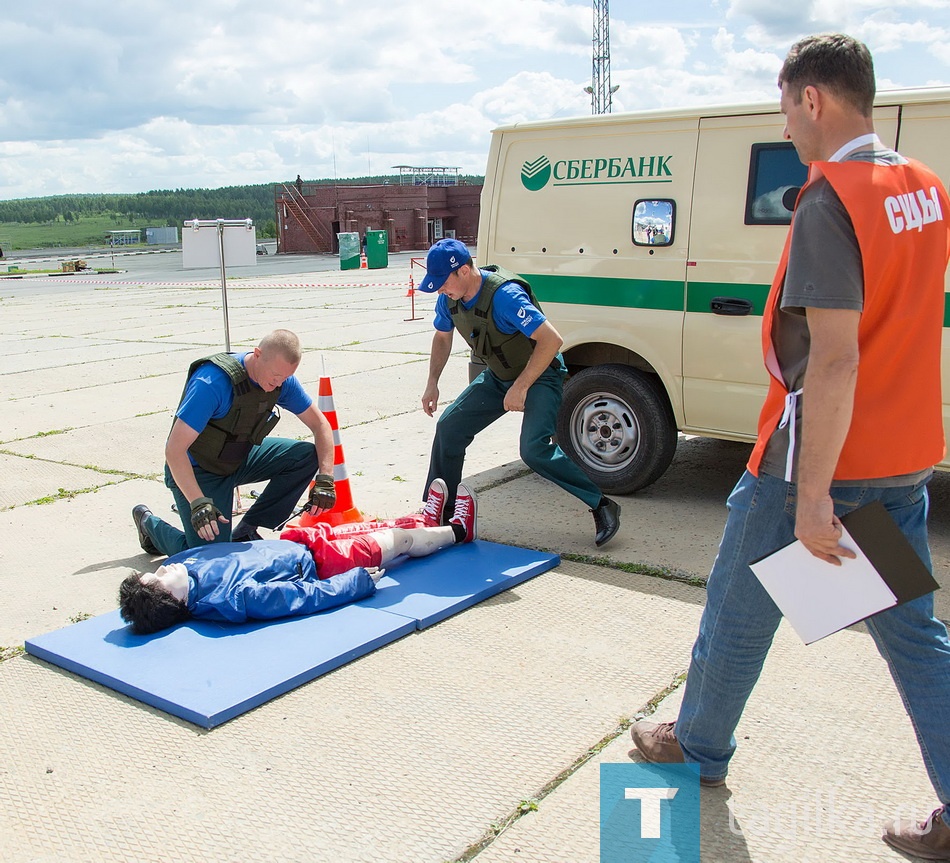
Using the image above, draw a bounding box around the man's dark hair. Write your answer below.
[778,34,875,116]
[118,572,191,634]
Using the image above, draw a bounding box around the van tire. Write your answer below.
[557,364,677,494]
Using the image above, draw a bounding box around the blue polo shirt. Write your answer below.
[176,351,312,435]
[433,272,546,337]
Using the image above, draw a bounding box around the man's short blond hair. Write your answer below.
[258,329,302,364]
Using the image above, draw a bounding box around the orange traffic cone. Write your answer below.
[287,375,363,529]
[360,253,367,269]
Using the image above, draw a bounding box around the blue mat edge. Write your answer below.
[25,619,418,728]
[201,620,417,727]
[25,638,211,727]
[409,552,561,629]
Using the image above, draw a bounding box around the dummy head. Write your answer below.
[118,562,191,634]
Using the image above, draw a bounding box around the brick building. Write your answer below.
[275,169,482,255]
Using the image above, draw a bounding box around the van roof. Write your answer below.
[491,86,950,133]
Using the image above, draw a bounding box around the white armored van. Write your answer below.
[477,88,950,493]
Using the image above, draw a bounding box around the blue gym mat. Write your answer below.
[26,604,416,728]
[365,539,559,628]
[25,540,559,728]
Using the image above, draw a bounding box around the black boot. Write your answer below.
[132,504,161,555]
[591,497,621,547]
[232,521,263,542]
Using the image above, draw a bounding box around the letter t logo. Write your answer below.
[624,787,678,838]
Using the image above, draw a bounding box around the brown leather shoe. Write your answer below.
[883,808,950,860]
[629,719,726,787]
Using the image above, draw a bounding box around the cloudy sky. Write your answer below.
[2,0,949,200]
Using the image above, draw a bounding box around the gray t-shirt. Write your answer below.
[759,148,931,486]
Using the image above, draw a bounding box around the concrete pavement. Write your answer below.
[0,249,948,862]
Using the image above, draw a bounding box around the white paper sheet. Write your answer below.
[749,526,898,644]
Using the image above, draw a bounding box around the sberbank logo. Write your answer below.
[521,156,552,191]
[520,153,673,191]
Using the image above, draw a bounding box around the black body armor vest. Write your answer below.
[448,265,543,382]
[177,353,281,476]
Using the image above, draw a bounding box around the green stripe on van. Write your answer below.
[529,272,950,324]
[528,273,770,315]
[529,273,684,311]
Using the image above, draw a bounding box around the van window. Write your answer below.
[745,143,808,225]
[632,199,675,246]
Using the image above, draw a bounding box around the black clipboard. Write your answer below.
[840,500,939,605]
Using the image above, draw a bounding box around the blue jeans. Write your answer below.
[676,469,950,805]
[425,363,603,512]
[144,436,318,556]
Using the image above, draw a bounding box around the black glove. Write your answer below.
[308,474,336,511]
[190,496,225,533]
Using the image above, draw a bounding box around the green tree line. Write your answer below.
[0,174,485,227]
[0,184,275,226]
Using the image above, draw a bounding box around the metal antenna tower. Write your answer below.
[584,0,617,114]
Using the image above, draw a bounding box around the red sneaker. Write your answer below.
[449,483,477,543]
[421,478,448,527]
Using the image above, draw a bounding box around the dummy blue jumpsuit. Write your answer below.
[164,540,376,623]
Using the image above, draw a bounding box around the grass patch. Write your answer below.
[26,486,101,505]
[0,215,156,250]
[559,551,707,588]
[31,428,73,438]
[0,267,62,276]
[0,645,25,662]
[0,449,158,482]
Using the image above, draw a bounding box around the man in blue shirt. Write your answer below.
[133,329,337,557]
[418,239,620,547]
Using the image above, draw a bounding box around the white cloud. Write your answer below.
[857,15,950,53]
[613,25,694,69]
[0,0,948,199]
[471,71,588,123]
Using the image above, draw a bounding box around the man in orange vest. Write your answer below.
[630,34,950,858]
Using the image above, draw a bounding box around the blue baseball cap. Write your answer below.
[418,238,473,293]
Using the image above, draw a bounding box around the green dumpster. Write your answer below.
[365,229,388,269]
[338,232,361,270]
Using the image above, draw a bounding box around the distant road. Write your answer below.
[0,243,429,287]
[3,241,275,265]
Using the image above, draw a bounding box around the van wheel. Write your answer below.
[557,364,677,494]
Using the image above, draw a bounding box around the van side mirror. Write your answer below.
[632,199,675,246]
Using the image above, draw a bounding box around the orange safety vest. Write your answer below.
[748,157,950,480]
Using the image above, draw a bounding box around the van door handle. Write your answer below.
[710,297,753,316]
